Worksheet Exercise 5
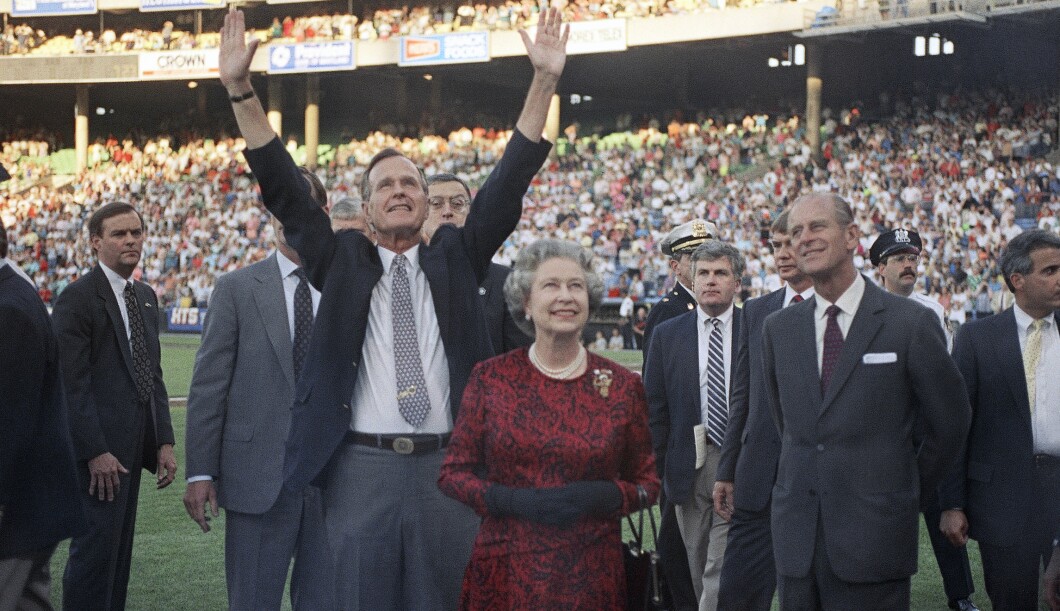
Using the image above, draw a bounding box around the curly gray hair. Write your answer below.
[504,239,604,338]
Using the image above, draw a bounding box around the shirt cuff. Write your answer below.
[187,475,214,483]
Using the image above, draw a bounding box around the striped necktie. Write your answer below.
[705,317,728,446]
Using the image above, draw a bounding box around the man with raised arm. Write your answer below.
[218,6,566,608]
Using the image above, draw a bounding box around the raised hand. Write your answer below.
[518,7,569,80]
[219,6,259,93]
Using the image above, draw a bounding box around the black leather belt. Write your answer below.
[346,432,451,456]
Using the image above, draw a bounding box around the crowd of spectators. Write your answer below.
[2,87,1059,329]
[3,0,811,57]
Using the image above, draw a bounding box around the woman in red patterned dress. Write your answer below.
[439,239,660,610]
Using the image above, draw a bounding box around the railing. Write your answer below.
[803,0,1052,28]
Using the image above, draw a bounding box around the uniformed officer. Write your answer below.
[643,218,717,611]
[643,219,719,355]
[869,227,979,611]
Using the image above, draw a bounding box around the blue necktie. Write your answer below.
[392,254,432,427]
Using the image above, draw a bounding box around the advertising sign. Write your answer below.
[527,19,627,55]
[167,307,206,333]
[267,41,356,74]
[138,50,219,80]
[398,32,489,67]
[11,0,96,16]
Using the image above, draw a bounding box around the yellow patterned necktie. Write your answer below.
[1023,319,1044,413]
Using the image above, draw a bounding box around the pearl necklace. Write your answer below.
[528,343,586,379]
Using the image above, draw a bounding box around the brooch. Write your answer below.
[592,369,613,398]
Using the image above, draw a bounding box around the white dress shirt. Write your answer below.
[784,285,815,308]
[911,292,952,352]
[697,303,734,433]
[351,244,452,434]
[814,273,866,374]
[1014,305,1060,455]
[275,250,321,339]
[100,262,134,344]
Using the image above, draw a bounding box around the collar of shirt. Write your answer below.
[0,258,7,270]
[697,302,734,330]
[378,243,422,277]
[100,261,132,295]
[1013,302,1055,346]
[784,284,815,307]
[275,248,302,279]
[814,273,865,324]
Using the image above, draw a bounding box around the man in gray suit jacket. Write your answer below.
[183,214,332,610]
[762,193,970,610]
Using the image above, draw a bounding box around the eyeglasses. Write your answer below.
[427,196,470,212]
[886,253,921,264]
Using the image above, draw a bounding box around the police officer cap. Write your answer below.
[661,219,718,257]
[869,228,922,266]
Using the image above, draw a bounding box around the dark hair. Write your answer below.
[691,239,746,278]
[299,167,327,207]
[426,173,472,199]
[771,208,791,234]
[359,148,428,201]
[1000,229,1060,292]
[88,202,144,239]
[0,216,7,258]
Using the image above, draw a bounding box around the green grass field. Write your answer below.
[47,337,992,609]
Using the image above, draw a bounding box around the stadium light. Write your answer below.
[943,40,955,55]
[188,81,198,89]
[928,34,941,56]
[570,94,582,104]
[914,36,926,56]
[768,57,780,68]
[583,95,593,102]
[794,44,805,66]
[95,107,106,116]
[423,74,433,81]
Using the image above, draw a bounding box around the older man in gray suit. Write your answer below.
[183,213,332,610]
[761,193,970,610]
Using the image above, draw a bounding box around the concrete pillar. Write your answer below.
[428,78,442,118]
[805,44,823,162]
[544,94,560,145]
[75,85,89,173]
[305,74,320,169]
[268,77,283,139]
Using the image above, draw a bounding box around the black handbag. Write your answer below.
[623,485,665,610]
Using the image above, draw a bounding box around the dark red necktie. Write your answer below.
[790,294,804,305]
[820,305,843,393]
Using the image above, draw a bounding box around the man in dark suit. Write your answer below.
[713,209,813,611]
[183,212,332,610]
[218,6,563,608]
[643,218,717,611]
[52,202,177,610]
[646,240,744,611]
[423,173,530,354]
[0,217,84,610]
[941,229,1060,611]
[762,193,969,610]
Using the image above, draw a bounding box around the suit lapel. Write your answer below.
[680,312,702,414]
[792,297,823,407]
[994,308,1032,421]
[94,266,138,383]
[820,280,884,415]
[255,254,296,389]
[420,243,451,341]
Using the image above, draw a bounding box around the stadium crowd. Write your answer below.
[2,87,1059,325]
[4,0,809,56]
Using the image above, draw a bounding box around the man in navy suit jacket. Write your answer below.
[646,240,744,611]
[218,6,566,608]
[0,218,84,609]
[713,208,813,611]
[942,230,1060,611]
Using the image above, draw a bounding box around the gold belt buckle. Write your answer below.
[392,437,415,455]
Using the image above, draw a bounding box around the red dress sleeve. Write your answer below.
[438,362,491,517]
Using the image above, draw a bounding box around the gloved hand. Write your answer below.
[484,481,621,527]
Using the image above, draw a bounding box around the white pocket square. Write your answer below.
[862,352,897,364]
